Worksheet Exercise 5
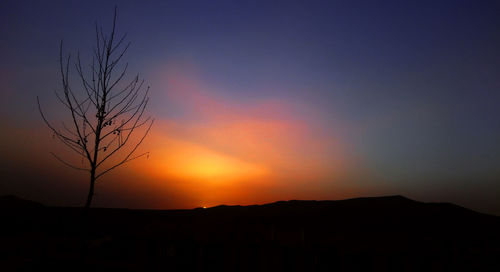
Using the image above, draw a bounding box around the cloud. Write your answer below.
[141,61,350,186]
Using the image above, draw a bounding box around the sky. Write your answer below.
[1,0,500,214]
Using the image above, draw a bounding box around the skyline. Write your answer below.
[1,0,499,215]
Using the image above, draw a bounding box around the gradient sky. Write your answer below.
[1,0,500,214]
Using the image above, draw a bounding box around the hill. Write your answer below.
[1,195,499,271]
[0,195,44,209]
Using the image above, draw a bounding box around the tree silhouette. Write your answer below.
[37,7,154,208]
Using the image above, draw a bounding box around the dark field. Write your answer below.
[2,195,499,271]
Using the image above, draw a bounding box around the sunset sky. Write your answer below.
[1,1,500,214]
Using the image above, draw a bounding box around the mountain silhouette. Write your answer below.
[1,195,499,271]
[0,195,44,209]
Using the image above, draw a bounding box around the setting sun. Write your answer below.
[149,138,269,183]
[171,147,268,182]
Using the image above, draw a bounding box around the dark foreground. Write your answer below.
[1,195,499,271]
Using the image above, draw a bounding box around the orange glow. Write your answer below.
[149,138,269,183]
[15,62,356,209]
[114,62,356,207]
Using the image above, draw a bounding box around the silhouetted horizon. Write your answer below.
[3,193,500,270]
[3,193,498,218]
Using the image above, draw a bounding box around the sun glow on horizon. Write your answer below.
[147,137,269,183]
[166,144,269,182]
[115,64,350,207]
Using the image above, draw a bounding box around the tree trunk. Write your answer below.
[85,169,96,208]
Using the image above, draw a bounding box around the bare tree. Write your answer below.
[37,7,154,208]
